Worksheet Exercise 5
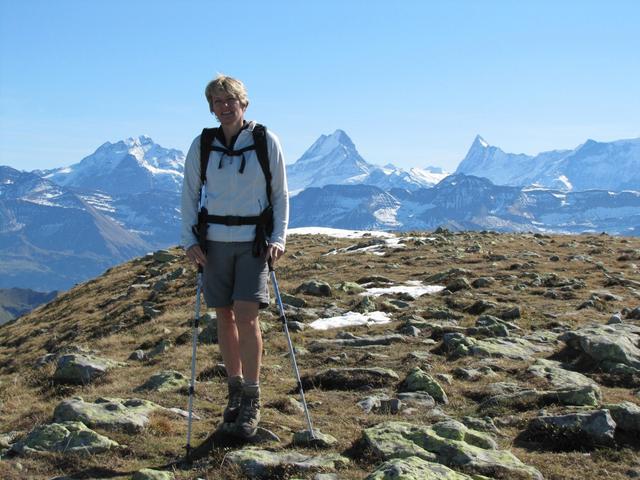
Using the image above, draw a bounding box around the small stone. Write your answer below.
[472,277,495,288]
[128,350,146,361]
[435,373,453,385]
[446,277,471,292]
[627,307,640,320]
[296,280,332,297]
[398,325,421,336]
[607,313,623,324]
[354,295,377,313]
[281,293,307,308]
[147,339,172,358]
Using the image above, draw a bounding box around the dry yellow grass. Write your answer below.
[0,231,639,479]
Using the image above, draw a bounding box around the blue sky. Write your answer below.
[1,0,639,172]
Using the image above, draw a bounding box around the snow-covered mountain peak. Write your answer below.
[296,129,359,163]
[44,136,184,194]
[456,135,640,192]
[473,134,490,149]
[331,129,355,148]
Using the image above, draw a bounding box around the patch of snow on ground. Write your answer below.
[324,237,405,256]
[289,227,395,238]
[361,280,445,297]
[309,311,391,330]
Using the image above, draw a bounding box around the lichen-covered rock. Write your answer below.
[357,396,403,414]
[425,268,470,284]
[223,448,349,479]
[397,392,437,410]
[296,280,332,297]
[602,401,640,434]
[132,469,175,480]
[527,359,602,406]
[308,334,405,351]
[453,367,496,382]
[11,421,119,456]
[443,333,551,361]
[302,367,399,390]
[53,353,125,384]
[361,421,542,480]
[354,295,377,313]
[280,293,307,307]
[559,323,640,373]
[364,456,483,480]
[292,429,338,448]
[399,367,448,404]
[134,370,189,392]
[334,282,366,295]
[53,397,164,433]
[525,410,617,449]
[147,339,172,359]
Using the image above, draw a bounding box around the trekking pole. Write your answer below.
[269,260,316,439]
[185,265,203,460]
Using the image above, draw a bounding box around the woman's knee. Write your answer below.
[233,301,260,328]
[216,306,235,325]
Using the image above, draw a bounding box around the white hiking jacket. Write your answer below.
[181,121,289,250]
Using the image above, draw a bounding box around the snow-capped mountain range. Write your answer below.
[0,166,149,290]
[291,174,640,234]
[457,135,640,192]
[44,135,184,194]
[1,130,639,291]
[287,129,448,194]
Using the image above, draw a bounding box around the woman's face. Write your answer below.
[212,90,245,126]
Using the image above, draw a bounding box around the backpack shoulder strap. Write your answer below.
[199,127,217,185]
[252,123,272,205]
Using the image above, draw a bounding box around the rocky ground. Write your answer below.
[0,229,639,479]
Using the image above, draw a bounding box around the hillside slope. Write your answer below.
[1,232,639,479]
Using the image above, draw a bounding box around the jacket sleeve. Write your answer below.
[180,135,202,249]
[267,130,289,250]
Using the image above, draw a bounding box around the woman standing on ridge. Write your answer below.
[181,74,289,439]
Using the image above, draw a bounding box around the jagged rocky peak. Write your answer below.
[298,129,359,162]
[471,134,490,149]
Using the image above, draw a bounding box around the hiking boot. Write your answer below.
[222,376,243,423]
[234,385,261,438]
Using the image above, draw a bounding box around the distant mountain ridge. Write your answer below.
[457,135,640,192]
[287,129,448,194]
[0,287,57,325]
[0,166,150,291]
[2,131,639,291]
[45,135,184,195]
[290,173,640,235]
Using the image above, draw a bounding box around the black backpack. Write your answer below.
[193,123,274,257]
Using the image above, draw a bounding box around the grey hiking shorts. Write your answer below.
[202,241,269,309]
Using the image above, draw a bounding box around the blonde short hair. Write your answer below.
[204,74,249,112]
